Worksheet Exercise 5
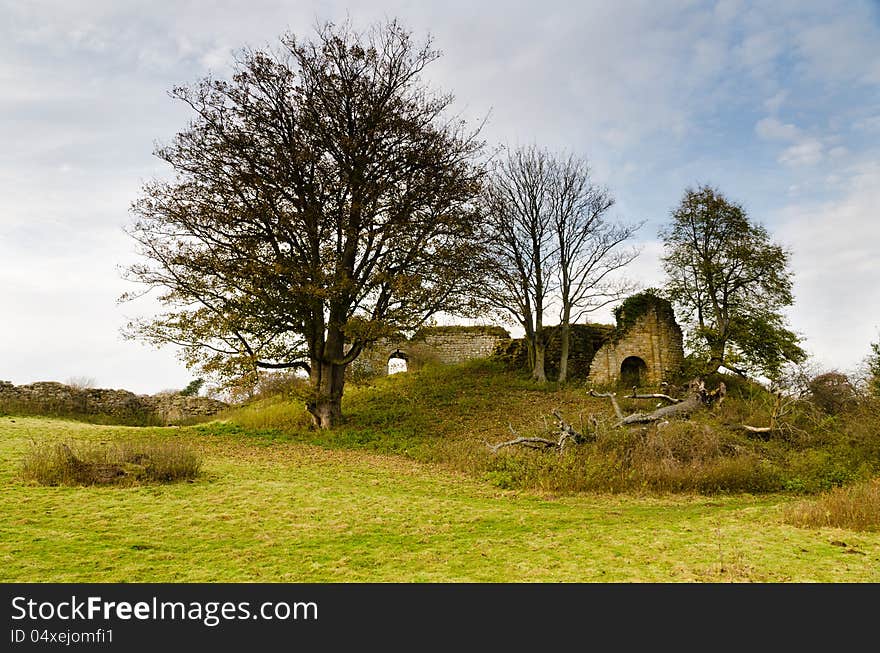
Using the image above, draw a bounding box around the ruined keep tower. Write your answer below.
[587,292,684,387]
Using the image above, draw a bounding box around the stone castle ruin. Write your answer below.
[357,292,684,386]
[355,325,512,376]
[585,293,684,386]
[0,381,227,425]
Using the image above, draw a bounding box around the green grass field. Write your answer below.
[2,415,878,582]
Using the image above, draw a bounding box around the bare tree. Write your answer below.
[482,146,557,382]
[551,155,641,382]
[482,147,640,383]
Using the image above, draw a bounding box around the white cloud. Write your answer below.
[755,116,800,141]
[763,90,787,113]
[778,139,824,166]
[776,162,880,371]
[1,0,879,391]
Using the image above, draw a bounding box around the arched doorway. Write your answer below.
[387,350,409,375]
[620,356,647,387]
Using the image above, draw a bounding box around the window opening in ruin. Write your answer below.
[388,350,408,375]
[620,356,648,387]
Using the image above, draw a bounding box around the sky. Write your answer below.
[1,0,878,393]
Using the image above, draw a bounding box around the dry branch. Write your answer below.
[486,410,595,454]
[594,380,726,427]
[486,436,560,453]
[588,390,623,420]
[624,391,682,404]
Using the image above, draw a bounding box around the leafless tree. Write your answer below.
[551,155,641,382]
[482,146,557,382]
[482,147,639,383]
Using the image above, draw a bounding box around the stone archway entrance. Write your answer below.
[620,356,648,387]
[387,350,409,375]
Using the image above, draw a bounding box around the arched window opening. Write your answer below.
[388,350,409,375]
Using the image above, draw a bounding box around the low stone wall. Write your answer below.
[0,381,228,425]
[356,326,511,375]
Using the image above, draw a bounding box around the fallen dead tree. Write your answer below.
[486,410,597,453]
[590,379,726,427]
[486,379,737,454]
[739,385,804,436]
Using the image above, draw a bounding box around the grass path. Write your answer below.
[1,416,878,582]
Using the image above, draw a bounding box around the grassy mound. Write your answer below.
[208,359,880,495]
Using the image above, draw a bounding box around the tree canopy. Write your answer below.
[660,184,806,379]
[868,340,880,397]
[123,19,487,427]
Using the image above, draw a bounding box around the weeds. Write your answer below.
[21,439,202,486]
[783,478,880,532]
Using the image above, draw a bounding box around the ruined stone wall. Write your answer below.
[355,326,511,375]
[0,381,227,425]
[587,307,684,387]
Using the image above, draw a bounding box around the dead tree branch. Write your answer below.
[487,410,595,453]
[624,390,682,404]
[594,380,727,427]
[588,389,623,420]
[740,386,801,436]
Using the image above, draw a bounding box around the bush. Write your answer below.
[807,371,857,414]
[179,378,206,397]
[21,439,202,486]
[65,376,96,390]
[783,478,880,532]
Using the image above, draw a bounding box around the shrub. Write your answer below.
[179,378,205,396]
[21,439,202,486]
[807,371,857,414]
[783,478,880,532]
[65,376,96,390]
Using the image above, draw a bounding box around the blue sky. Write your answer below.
[1,0,878,393]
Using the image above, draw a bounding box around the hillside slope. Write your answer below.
[213,359,880,495]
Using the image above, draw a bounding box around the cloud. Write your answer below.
[776,161,880,371]
[763,90,787,113]
[755,117,801,141]
[778,139,824,166]
[1,0,879,392]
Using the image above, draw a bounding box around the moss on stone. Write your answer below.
[612,290,676,342]
[491,323,614,379]
[411,325,511,341]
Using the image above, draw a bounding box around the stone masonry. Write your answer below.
[356,326,511,375]
[587,306,684,386]
[0,381,228,425]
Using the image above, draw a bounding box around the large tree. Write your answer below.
[481,146,557,382]
[482,146,638,383]
[551,155,640,383]
[660,184,805,379]
[123,20,487,428]
[868,339,880,397]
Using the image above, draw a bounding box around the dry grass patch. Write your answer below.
[783,478,880,532]
[21,438,202,486]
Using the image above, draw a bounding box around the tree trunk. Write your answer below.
[558,322,571,384]
[532,335,547,382]
[524,334,536,372]
[308,360,345,429]
[307,328,347,429]
[707,345,725,374]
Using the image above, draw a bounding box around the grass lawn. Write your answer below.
[1,415,878,582]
